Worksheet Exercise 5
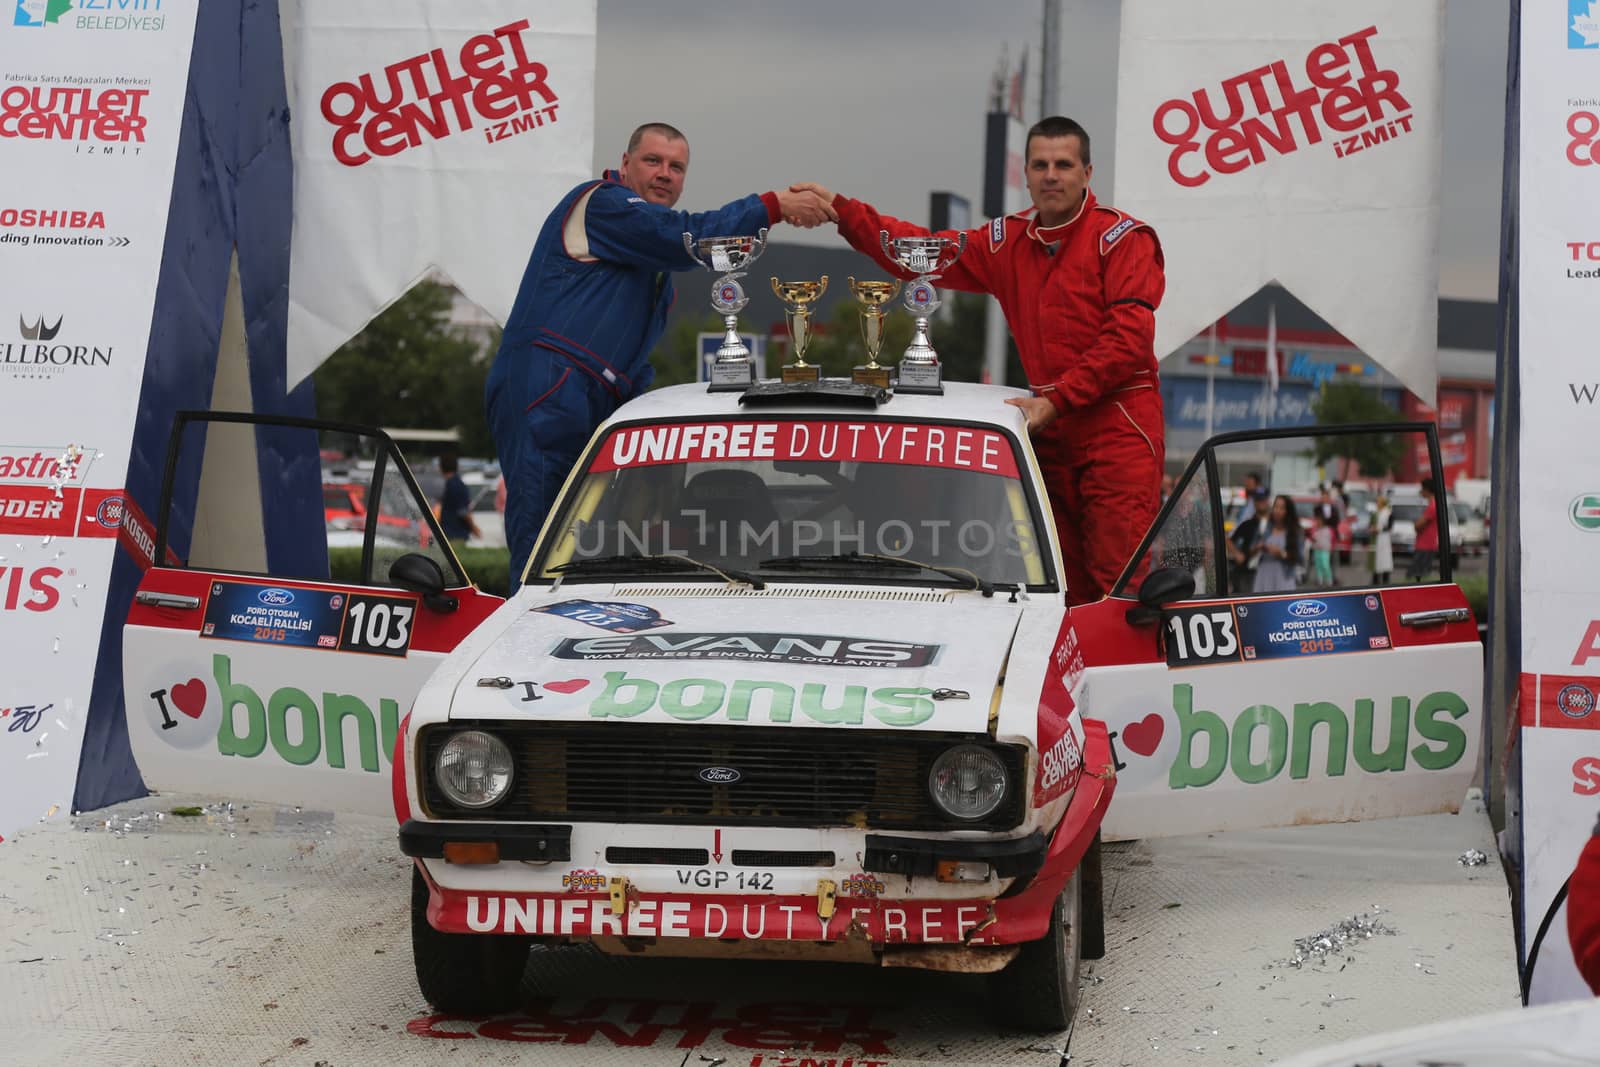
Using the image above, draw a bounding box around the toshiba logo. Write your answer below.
[0,208,106,229]
[318,19,561,167]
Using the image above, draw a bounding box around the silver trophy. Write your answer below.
[683,228,768,391]
[879,231,968,395]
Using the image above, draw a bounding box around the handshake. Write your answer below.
[775,181,838,229]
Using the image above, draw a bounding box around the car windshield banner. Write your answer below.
[592,419,1022,478]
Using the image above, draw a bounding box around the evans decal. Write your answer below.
[1114,683,1470,790]
[1153,25,1414,187]
[319,19,560,167]
[595,420,1020,478]
[587,671,937,727]
[145,653,401,771]
[552,633,940,669]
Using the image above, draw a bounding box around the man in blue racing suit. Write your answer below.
[487,122,836,590]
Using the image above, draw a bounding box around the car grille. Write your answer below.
[420,723,1026,832]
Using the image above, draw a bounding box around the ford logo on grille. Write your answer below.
[1287,599,1327,618]
[258,588,295,606]
[698,766,741,784]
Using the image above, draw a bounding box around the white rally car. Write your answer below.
[122,387,1483,1031]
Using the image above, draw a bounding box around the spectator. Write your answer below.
[1372,491,1394,584]
[1251,494,1302,594]
[1409,477,1440,581]
[435,453,478,550]
[1310,511,1335,588]
[1227,486,1271,592]
[1234,471,1265,527]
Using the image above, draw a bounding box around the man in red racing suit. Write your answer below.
[796,116,1164,605]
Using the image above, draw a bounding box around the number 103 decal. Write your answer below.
[339,594,416,656]
[1163,606,1242,667]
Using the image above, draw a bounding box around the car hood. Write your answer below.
[448,591,1023,734]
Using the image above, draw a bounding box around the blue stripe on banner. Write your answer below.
[73,0,316,814]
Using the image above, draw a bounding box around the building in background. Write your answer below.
[1162,284,1495,491]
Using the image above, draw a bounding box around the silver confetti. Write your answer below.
[1281,908,1397,969]
[1458,848,1489,867]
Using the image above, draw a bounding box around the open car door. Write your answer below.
[1069,422,1483,840]
[122,413,502,816]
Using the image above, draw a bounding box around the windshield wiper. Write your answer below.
[551,552,765,589]
[759,551,993,597]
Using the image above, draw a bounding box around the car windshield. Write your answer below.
[530,417,1052,589]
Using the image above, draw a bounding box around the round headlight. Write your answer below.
[435,730,514,809]
[928,744,1008,821]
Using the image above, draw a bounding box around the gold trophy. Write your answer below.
[771,276,829,383]
[848,277,901,388]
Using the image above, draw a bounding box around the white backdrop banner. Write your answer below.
[282,0,597,388]
[0,3,198,841]
[1112,1,1444,404]
[1517,0,1600,1006]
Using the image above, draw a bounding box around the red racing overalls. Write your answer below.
[834,188,1166,605]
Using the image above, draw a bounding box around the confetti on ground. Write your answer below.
[1281,908,1397,969]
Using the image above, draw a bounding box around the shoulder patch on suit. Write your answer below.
[562,184,605,263]
[626,196,646,204]
[989,215,1006,252]
[1100,216,1142,256]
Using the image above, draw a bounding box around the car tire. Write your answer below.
[986,870,1083,1032]
[1080,832,1105,960]
[411,865,531,1014]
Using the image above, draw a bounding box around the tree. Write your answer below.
[1311,380,1404,479]
[313,280,496,457]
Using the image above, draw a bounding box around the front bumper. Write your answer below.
[411,720,1115,947]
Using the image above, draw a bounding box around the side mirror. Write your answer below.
[389,553,459,613]
[1124,565,1196,626]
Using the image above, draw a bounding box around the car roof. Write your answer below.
[598,380,1035,434]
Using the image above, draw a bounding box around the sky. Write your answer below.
[591,0,1509,301]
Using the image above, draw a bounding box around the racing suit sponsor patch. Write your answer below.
[1100,216,1139,255]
